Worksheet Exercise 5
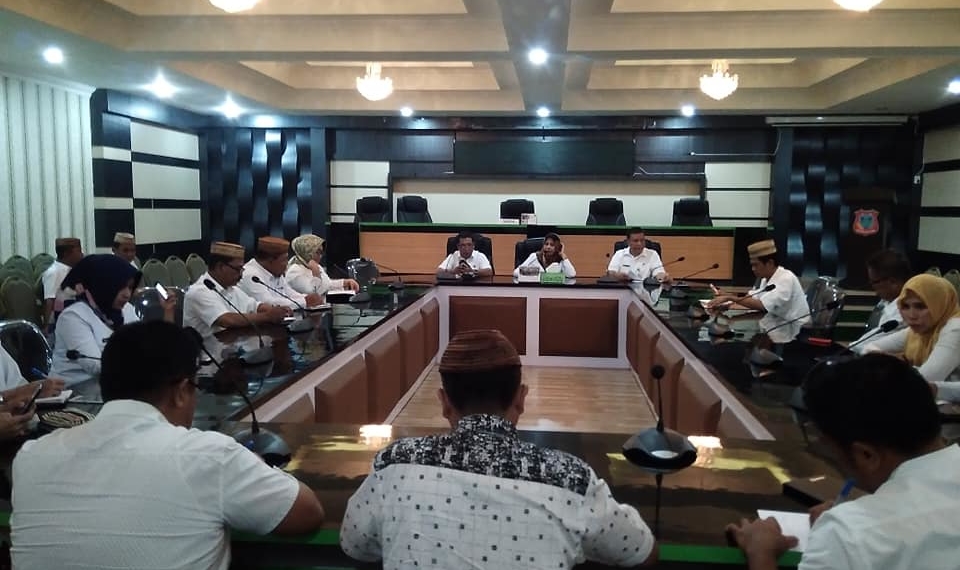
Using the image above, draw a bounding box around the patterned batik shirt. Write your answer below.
[340,414,655,570]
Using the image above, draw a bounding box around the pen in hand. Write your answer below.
[834,478,856,506]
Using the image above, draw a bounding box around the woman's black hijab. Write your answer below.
[61,254,142,328]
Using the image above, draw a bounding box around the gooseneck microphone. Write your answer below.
[640,256,686,286]
[251,275,305,312]
[675,262,721,282]
[374,261,406,291]
[65,350,100,361]
[831,319,899,356]
[203,279,273,365]
[739,283,776,298]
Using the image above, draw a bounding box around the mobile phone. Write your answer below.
[282,316,296,323]
[19,383,44,413]
[155,283,169,300]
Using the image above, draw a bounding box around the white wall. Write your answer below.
[329,160,389,222]
[919,126,960,254]
[703,162,771,228]
[0,71,94,260]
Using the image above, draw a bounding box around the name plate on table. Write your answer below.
[539,272,565,285]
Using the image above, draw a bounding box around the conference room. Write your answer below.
[1,0,960,568]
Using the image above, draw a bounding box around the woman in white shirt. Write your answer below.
[50,255,141,385]
[513,233,576,279]
[864,274,960,402]
[286,234,360,297]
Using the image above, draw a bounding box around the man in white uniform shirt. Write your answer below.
[11,320,325,570]
[41,237,83,332]
[437,232,493,277]
[708,239,809,345]
[727,354,960,570]
[239,236,323,310]
[112,232,139,268]
[341,330,658,569]
[183,241,289,339]
[607,227,671,283]
[849,249,911,354]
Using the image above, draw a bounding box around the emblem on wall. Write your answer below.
[852,209,880,236]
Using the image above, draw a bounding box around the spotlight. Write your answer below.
[400,106,414,117]
[528,48,548,65]
[42,46,64,65]
[536,106,550,118]
[680,105,695,117]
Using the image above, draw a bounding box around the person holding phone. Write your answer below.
[437,232,493,278]
[513,232,576,278]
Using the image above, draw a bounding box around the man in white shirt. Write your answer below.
[183,241,289,339]
[341,329,658,570]
[708,239,809,344]
[239,236,322,310]
[849,249,911,353]
[11,320,325,570]
[41,236,83,332]
[112,232,139,268]
[727,354,959,570]
[607,227,671,283]
[437,232,493,277]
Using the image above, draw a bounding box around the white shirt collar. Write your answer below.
[95,399,168,423]
[886,445,960,485]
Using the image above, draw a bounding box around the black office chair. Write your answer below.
[396,196,433,223]
[587,198,626,226]
[355,196,391,223]
[446,234,494,270]
[514,238,545,268]
[613,239,662,258]
[803,276,846,340]
[0,320,52,378]
[499,199,535,220]
[672,198,713,227]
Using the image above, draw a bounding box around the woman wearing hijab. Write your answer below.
[286,235,360,297]
[50,255,142,385]
[512,232,576,279]
[864,273,960,402]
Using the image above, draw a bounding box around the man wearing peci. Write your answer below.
[11,321,325,570]
[112,232,139,268]
[41,237,83,332]
[437,231,493,278]
[341,329,658,570]
[607,227,671,283]
[708,239,809,345]
[239,236,323,310]
[183,242,289,339]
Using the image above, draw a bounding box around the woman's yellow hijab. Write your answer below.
[899,274,960,365]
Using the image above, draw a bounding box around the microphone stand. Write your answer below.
[640,257,686,287]
[250,276,315,334]
[374,262,406,291]
[203,279,273,366]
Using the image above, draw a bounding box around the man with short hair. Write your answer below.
[183,241,289,339]
[41,237,83,332]
[708,239,809,344]
[11,320,325,569]
[437,231,493,277]
[112,232,138,268]
[239,236,323,309]
[341,329,658,569]
[607,227,670,283]
[726,353,959,570]
[849,249,911,353]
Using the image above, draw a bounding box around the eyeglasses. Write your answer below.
[225,263,244,273]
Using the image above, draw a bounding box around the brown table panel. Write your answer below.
[558,234,733,279]
[449,295,527,354]
[360,231,523,276]
[538,298,619,357]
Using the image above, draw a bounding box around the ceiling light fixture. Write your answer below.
[832,0,883,11]
[400,107,414,117]
[42,46,64,65]
[528,48,549,65]
[948,80,960,95]
[536,106,550,118]
[146,73,177,99]
[699,59,739,101]
[356,63,394,102]
[209,0,260,13]
[216,96,243,119]
[681,105,695,117]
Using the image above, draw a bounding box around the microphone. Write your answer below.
[249,277,314,333]
[674,262,721,283]
[832,319,899,356]
[66,350,100,361]
[739,283,776,298]
[641,257,686,287]
[184,327,290,468]
[202,279,273,365]
[374,262,405,291]
[251,275,305,311]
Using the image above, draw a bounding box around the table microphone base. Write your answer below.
[622,427,697,474]
[231,427,291,468]
[240,347,274,367]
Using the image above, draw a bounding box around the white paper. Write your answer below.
[325,290,352,296]
[35,389,74,405]
[756,509,810,552]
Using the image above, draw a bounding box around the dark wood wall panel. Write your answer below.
[449,296,527,354]
[539,299,619,358]
[771,126,917,283]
